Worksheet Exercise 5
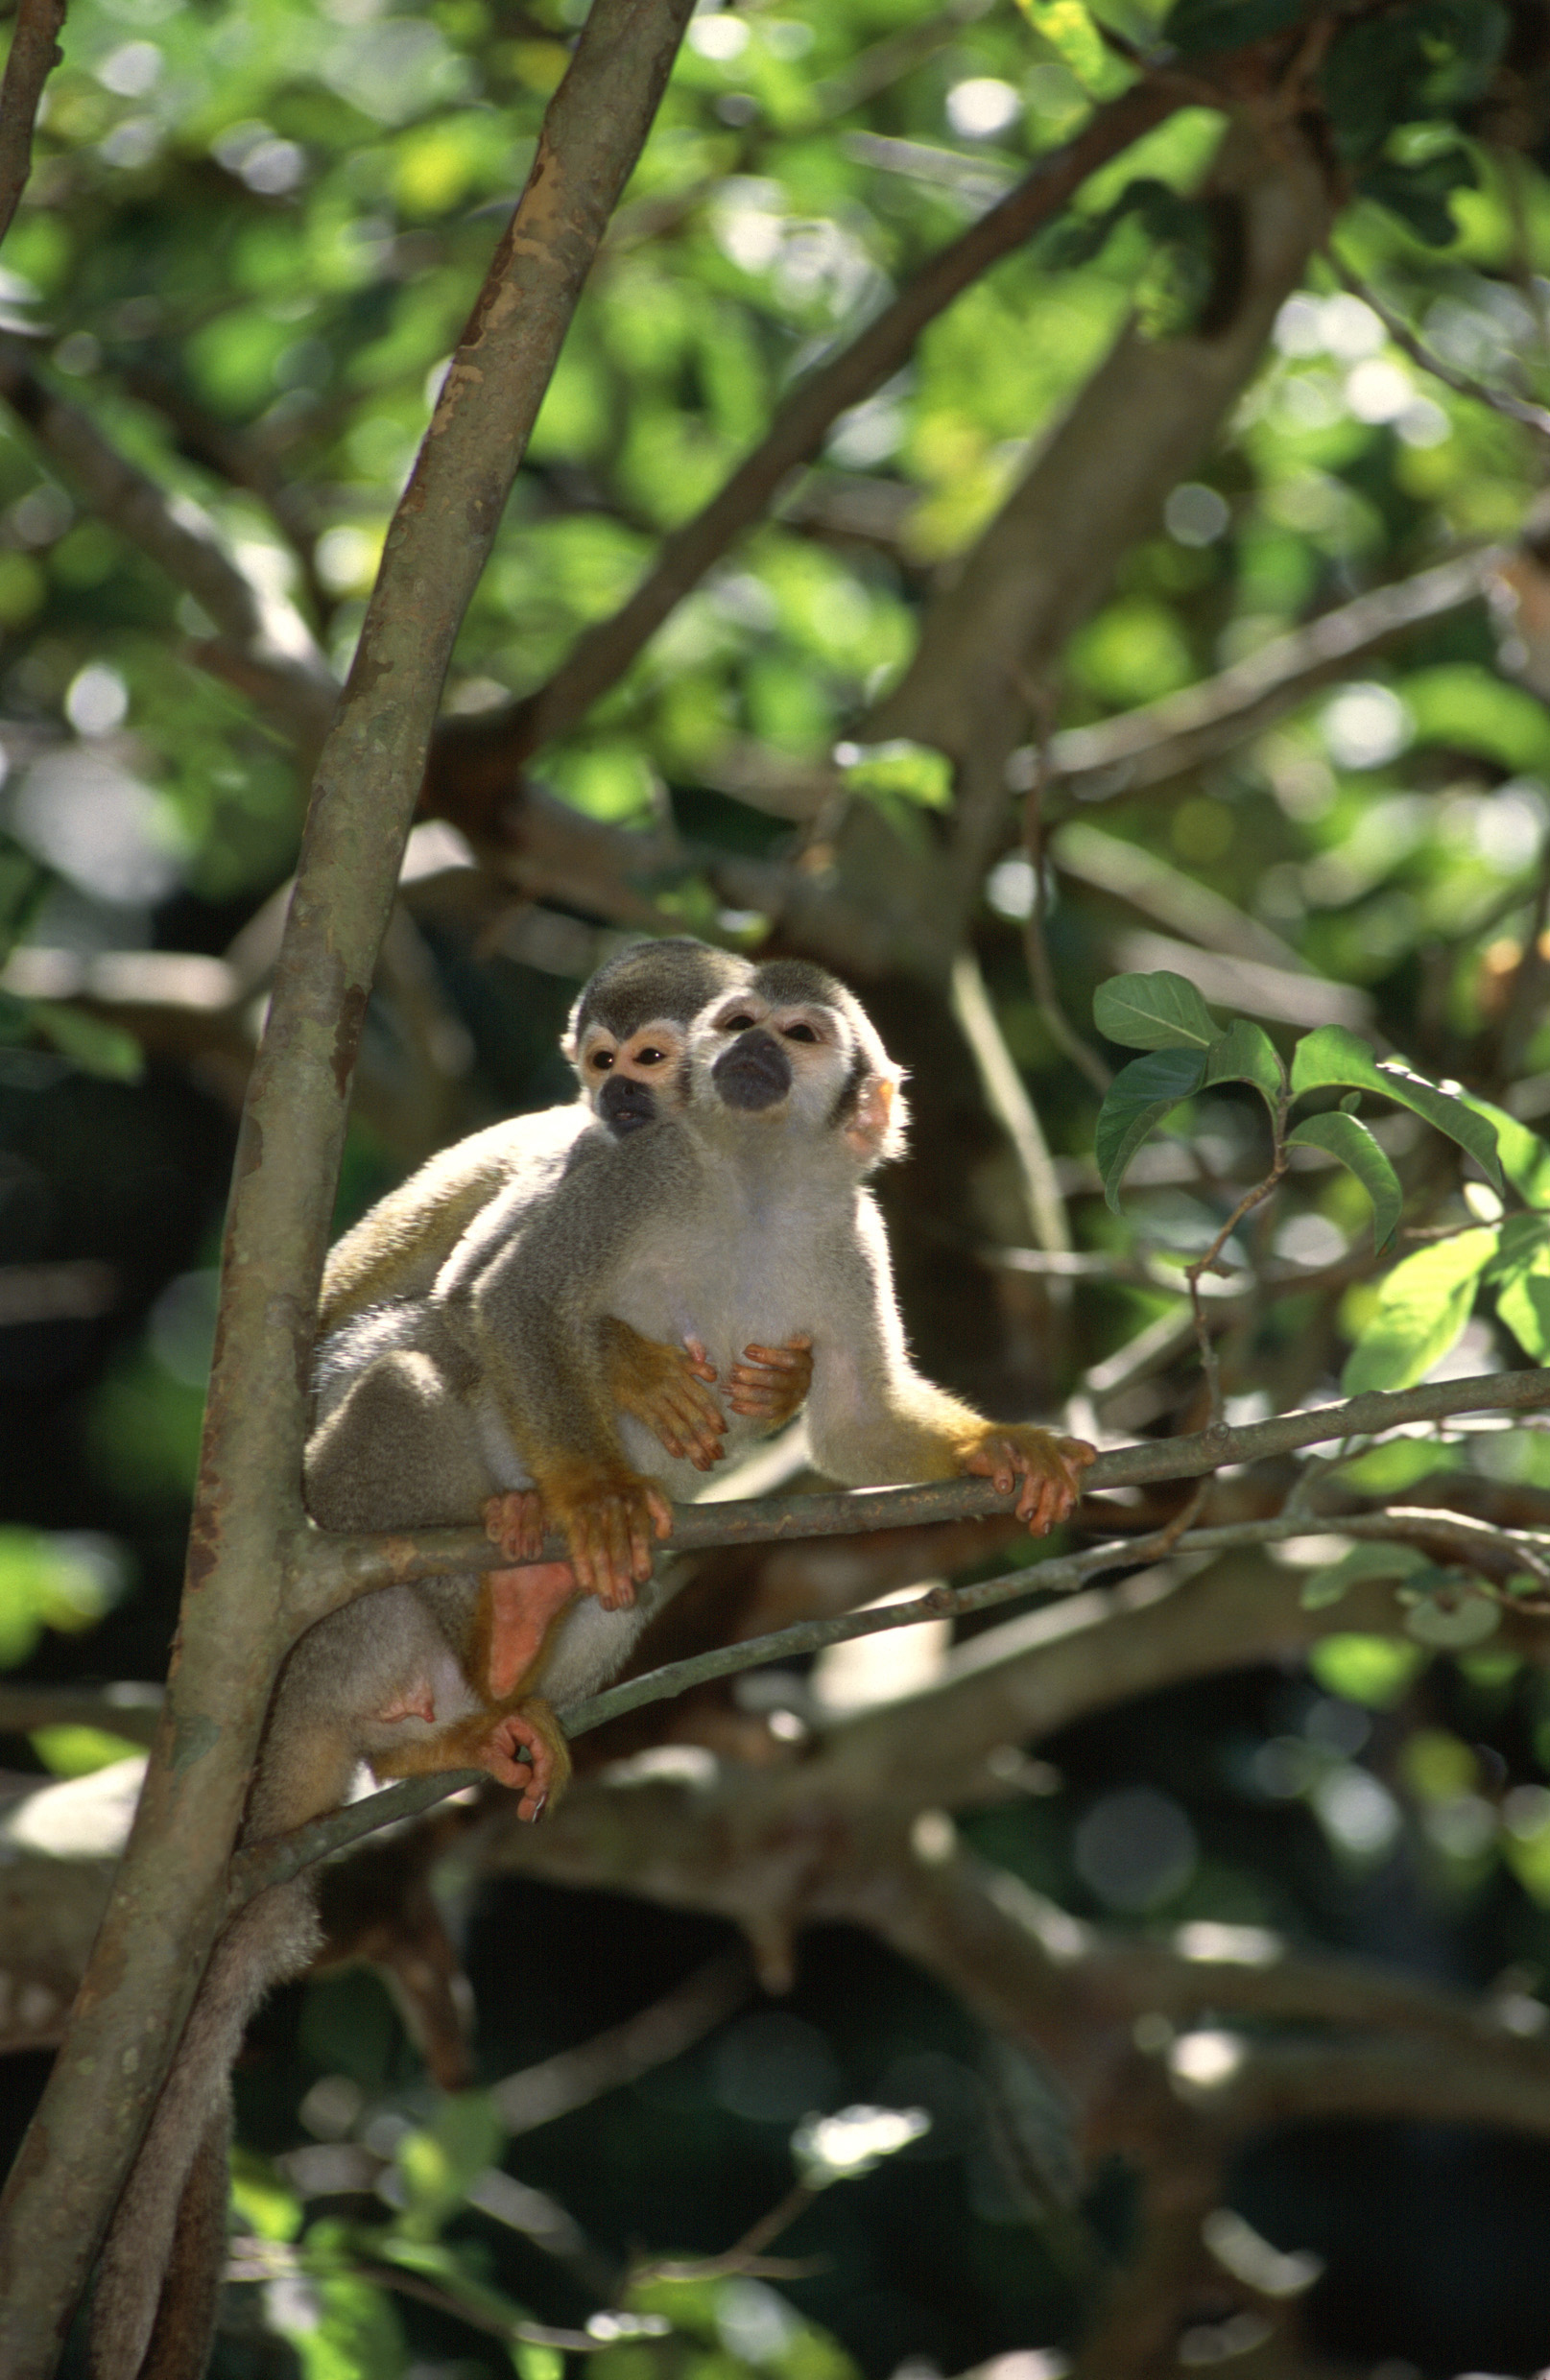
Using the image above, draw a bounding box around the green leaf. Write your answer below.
[1309,1634,1427,1707]
[1358,150,1478,246]
[1289,1026,1501,1187]
[31,1003,145,1083]
[1287,1113,1402,1251]
[1401,664,1550,777]
[835,739,953,810]
[1204,1018,1285,1115]
[1013,0,1109,86]
[1457,1094,1550,1210]
[1488,1213,1550,1359]
[1093,970,1218,1052]
[1094,1047,1205,1211]
[1299,1539,1427,1610]
[1341,1228,1496,1394]
[1161,0,1303,58]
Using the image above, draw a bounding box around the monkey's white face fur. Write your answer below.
[681,980,908,1171]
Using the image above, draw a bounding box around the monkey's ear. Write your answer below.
[843,1069,907,1162]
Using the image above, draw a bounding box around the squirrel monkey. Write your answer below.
[89,959,1092,2380]
[319,935,815,1463]
[304,956,1094,1808]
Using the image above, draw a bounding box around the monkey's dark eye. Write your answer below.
[781,1022,819,1044]
[723,1012,757,1033]
[635,1046,666,1066]
[592,1050,614,1071]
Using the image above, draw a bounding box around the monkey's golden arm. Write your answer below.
[803,1212,1093,1533]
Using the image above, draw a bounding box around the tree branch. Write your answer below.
[420,78,1178,825]
[0,2,698,2361]
[0,339,335,744]
[0,0,66,247]
[298,1365,1550,1611]
[250,1367,1550,1892]
[1042,550,1496,801]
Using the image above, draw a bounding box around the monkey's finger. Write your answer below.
[647,1485,673,1540]
[681,1336,719,1382]
[738,1343,808,1371]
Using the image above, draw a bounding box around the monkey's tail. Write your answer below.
[87,1880,319,2380]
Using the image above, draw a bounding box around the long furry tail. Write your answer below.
[88,1881,319,2380]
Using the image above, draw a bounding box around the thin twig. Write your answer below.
[638,2181,822,2283]
[1022,722,1112,1095]
[0,0,66,247]
[1324,242,1550,441]
[1183,1147,1290,1426]
[949,946,1072,1268]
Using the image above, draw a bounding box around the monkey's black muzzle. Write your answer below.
[712,1028,792,1111]
[598,1076,658,1134]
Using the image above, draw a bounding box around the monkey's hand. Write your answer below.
[483,1489,549,1565]
[469,1697,573,1822]
[538,1458,673,1608]
[602,1318,728,1471]
[725,1335,813,1427]
[958,1425,1094,1535]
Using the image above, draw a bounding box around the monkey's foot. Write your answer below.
[960,1426,1096,1534]
[483,1488,548,1565]
[604,1321,727,1470]
[470,1697,573,1822]
[478,1559,580,1700]
[726,1335,813,1425]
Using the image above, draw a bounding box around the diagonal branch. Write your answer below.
[0,0,66,247]
[420,77,1178,826]
[0,338,336,745]
[248,1365,1550,1894]
[1043,549,1497,801]
[298,1364,1550,1611]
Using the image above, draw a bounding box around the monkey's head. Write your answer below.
[563,938,754,1137]
[688,958,907,1171]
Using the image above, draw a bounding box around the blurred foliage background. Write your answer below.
[9,0,1550,2372]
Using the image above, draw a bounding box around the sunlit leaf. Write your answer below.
[1287,1112,1402,1251]
[1290,1027,1501,1187]
[1488,1213,1550,1359]
[1307,1635,1427,1708]
[1013,0,1108,86]
[1093,970,1218,1052]
[1094,1046,1206,1210]
[1457,1095,1550,1210]
[1204,1018,1286,1116]
[1341,1227,1496,1393]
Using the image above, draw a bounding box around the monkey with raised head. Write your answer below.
[303,954,1094,1811]
[320,934,814,1468]
[86,940,817,2380]
[89,958,1092,2380]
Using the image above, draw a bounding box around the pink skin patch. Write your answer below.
[472,1706,557,1821]
[485,1562,580,1700]
[377,1685,438,1726]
